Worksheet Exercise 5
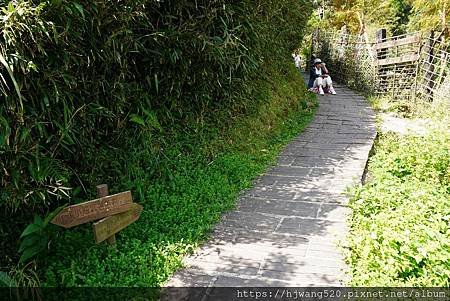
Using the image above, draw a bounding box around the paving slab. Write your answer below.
[164,75,376,289]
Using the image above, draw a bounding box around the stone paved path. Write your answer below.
[165,79,376,290]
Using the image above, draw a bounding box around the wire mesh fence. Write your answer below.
[311,29,377,94]
[416,36,450,103]
[311,28,450,104]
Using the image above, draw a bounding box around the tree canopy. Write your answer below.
[318,0,449,35]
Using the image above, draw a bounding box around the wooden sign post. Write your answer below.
[93,203,143,244]
[376,28,387,60]
[96,184,116,246]
[51,184,142,248]
[51,190,133,228]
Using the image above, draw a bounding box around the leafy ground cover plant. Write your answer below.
[346,129,450,286]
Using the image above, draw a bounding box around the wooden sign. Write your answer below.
[51,191,133,228]
[92,203,143,244]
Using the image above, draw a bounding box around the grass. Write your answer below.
[370,94,450,120]
[345,95,450,286]
[38,67,316,287]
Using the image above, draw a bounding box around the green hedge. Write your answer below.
[1,0,313,285]
[0,0,311,210]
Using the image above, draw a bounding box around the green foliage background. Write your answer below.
[0,0,314,286]
[322,0,448,36]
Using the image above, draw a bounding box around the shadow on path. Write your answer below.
[163,73,377,295]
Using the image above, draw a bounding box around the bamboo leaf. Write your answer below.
[0,52,23,115]
[130,115,145,126]
[73,3,85,19]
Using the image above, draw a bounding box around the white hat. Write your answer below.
[314,58,322,64]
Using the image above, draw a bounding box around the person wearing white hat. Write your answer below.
[308,58,336,95]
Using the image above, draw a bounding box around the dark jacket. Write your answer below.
[308,66,329,88]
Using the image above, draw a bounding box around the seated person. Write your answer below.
[308,58,336,95]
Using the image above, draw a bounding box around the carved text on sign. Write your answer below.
[51,191,133,228]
